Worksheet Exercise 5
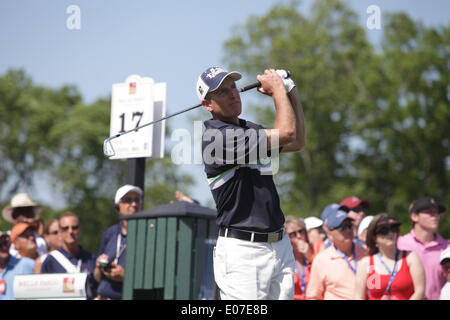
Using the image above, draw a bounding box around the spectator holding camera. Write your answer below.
[94,185,143,299]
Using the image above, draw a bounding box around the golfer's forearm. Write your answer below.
[267,90,295,147]
[277,89,305,153]
[288,88,306,150]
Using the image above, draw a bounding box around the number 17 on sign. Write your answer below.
[109,75,166,159]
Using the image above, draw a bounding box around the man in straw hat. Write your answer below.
[2,193,47,257]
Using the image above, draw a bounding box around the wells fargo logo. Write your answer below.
[129,82,137,94]
[63,277,75,293]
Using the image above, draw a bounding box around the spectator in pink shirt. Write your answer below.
[307,204,367,300]
[397,197,449,300]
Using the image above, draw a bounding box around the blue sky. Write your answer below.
[1,0,449,208]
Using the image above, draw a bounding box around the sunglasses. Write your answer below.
[18,229,35,238]
[375,224,400,235]
[0,239,9,247]
[121,197,141,204]
[331,223,353,232]
[419,209,440,216]
[60,225,79,232]
[351,207,365,213]
[288,229,307,238]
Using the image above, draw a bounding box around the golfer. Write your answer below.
[198,67,305,299]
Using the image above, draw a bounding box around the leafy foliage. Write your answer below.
[0,70,193,251]
[223,0,450,237]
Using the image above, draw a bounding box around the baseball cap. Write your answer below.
[196,67,242,101]
[375,215,401,228]
[321,203,347,221]
[358,215,374,238]
[10,222,35,243]
[322,204,351,229]
[114,185,143,205]
[409,196,446,214]
[440,247,450,264]
[340,196,369,210]
[304,217,323,231]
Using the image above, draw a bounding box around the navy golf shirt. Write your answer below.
[202,118,285,233]
[41,246,96,274]
[97,223,127,299]
[40,246,97,298]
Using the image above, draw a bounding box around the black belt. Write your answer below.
[219,227,284,243]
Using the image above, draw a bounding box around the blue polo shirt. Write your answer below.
[40,246,97,298]
[96,223,126,299]
[0,256,34,300]
[202,118,285,233]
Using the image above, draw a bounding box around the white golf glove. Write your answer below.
[276,69,295,93]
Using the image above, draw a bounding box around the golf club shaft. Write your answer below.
[104,70,292,155]
[109,102,202,141]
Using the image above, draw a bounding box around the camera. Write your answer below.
[99,259,112,270]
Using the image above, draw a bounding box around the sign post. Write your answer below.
[109,75,166,193]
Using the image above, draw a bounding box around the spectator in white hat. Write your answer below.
[2,193,43,225]
[304,217,326,254]
[357,215,374,250]
[94,184,143,299]
[2,193,47,257]
[440,248,450,300]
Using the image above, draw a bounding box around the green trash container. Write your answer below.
[122,201,218,300]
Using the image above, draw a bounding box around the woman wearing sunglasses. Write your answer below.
[354,213,425,300]
[284,216,317,300]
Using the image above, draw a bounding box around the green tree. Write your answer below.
[223,0,450,237]
[351,12,450,234]
[0,70,194,251]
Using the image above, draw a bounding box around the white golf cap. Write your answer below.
[304,217,323,231]
[114,185,143,204]
[358,215,374,238]
[196,66,242,101]
[440,247,450,264]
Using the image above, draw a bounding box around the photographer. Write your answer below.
[93,185,143,300]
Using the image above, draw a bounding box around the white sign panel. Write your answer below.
[109,75,166,159]
[151,82,166,159]
[14,273,88,300]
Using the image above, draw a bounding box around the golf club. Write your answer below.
[103,71,292,157]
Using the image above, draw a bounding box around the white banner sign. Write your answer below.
[13,273,88,300]
[109,75,166,159]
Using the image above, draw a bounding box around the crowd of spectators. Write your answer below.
[1,191,449,300]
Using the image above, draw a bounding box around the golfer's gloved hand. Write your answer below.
[276,69,295,93]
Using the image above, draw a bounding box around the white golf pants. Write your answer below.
[213,232,295,300]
